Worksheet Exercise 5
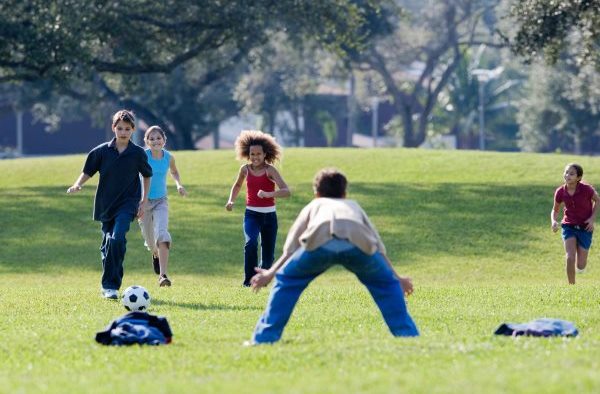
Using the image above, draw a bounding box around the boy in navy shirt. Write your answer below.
[68,110,152,299]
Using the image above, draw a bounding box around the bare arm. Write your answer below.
[250,203,313,291]
[381,253,413,296]
[67,173,91,194]
[226,166,247,211]
[250,251,293,292]
[551,201,561,233]
[169,155,187,196]
[257,166,290,199]
[138,177,151,219]
[584,192,600,231]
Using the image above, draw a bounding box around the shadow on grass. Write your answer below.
[0,182,552,274]
[152,298,262,311]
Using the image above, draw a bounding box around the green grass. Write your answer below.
[2,148,600,393]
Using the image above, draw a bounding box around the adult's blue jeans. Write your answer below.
[252,238,419,343]
[100,211,133,290]
[243,209,278,286]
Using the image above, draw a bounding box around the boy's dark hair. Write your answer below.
[313,168,347,198]
[566,163,583,178]
[112,109,136,128]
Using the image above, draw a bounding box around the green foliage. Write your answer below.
[315,111,338,146]
[0,0,395,149]
[517,60,600,153]
[432,46,522,150]
[2,149,600,392]
[357,0,504,147]
[0,0,395,83]
[509,0,600,67]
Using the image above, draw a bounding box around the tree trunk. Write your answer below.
[401,104,414,147]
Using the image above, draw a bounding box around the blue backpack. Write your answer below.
[96,311,173,346]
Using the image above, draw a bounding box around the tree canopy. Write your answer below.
[0,0,394,84]
[509,0,600,66]
[1,0,395,149]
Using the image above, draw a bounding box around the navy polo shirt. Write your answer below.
[83,138,153,222]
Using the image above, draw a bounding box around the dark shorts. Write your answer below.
[561,224,593,250]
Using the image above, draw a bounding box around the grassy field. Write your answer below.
[2,148,600,393]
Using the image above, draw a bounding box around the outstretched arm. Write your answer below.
[250,251,293,292]
[226,166,247,211]
[67,173,91,194]
[382,253,413,296]
[169,155,187,196]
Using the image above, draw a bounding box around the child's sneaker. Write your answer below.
[152,255,160,275]
[159,274,171,287]
[577,267,587,274]
[101,288,118,299]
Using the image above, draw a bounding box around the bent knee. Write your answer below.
[156,230,171,244]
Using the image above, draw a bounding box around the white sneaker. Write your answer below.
[242,340,257,347]
[576,267,587,274]
[102,288,118,299]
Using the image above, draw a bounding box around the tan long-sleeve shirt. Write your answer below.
[283,198,387,256]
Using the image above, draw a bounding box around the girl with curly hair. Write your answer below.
[226,130,291,286]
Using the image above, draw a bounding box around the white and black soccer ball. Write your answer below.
[121,285,151,311]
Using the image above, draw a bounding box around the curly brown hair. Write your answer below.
[234,130,282,164]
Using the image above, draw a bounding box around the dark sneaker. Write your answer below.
[152,255,160,275]
[159,274,171,287]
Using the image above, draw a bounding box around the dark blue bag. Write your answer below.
[95,311,173,346]
[494,318,578,337]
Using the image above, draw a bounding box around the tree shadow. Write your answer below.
[0,182,552,273]
[151,298,262,311]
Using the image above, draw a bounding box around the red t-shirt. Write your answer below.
[246,167,275,207]
[554,182,596,225]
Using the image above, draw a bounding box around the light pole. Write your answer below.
[471,67,503,151]
[16,109,23,156]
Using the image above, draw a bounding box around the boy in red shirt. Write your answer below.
[551,163,600,284]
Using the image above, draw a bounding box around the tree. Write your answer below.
[234,34,342,146]
[517,60,600,153]
[0,0,394,84]
[431,45,521,150]
[354,0,504,147]
[1,0,395,149]
[508,0,600,67]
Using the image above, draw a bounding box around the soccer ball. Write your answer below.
[121,285,151,311]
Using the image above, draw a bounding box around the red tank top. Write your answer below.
[246,166,275,207]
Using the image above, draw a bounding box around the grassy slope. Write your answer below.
[1,148,600,393]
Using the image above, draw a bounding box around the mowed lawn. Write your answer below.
[2,148,600,393]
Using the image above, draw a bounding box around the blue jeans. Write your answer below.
[100,211,133,290]
[252,238,419,343]
[243,209,278,286]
